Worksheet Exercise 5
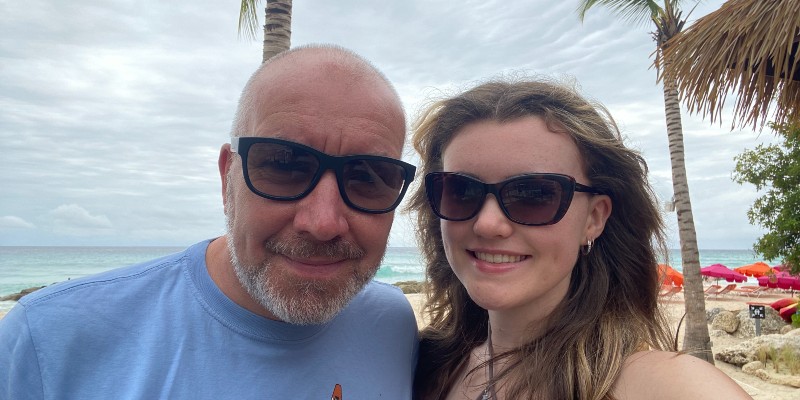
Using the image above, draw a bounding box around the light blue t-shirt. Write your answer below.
[0,240,418,399]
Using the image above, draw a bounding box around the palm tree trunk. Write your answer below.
[262,0,292,63]
[662,71,714,364]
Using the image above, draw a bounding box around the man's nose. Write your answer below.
[292,171,350,241]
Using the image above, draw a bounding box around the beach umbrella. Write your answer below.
[661,0,800,130]
[776,273,800,291]
[734,261,774,277]
[701,264,747,283]
[758,271,800,290]
[658,264,684,287]
[758,271,800,296]
[757,274,778,289]
[757,272,785,288]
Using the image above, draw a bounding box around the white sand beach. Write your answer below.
[406,291,800,399]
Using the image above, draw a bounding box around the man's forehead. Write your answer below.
[242,50,406,151]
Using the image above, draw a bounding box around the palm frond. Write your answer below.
[661,0,800,130]
[238,0,262,40]
[577,0,664,26]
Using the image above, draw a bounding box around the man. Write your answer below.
[0,45,418,399]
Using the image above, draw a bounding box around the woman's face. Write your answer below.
[440,116,610,322]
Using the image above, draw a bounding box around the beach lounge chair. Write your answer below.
[703,284,722,294]
[706,283,737,298]
[733,286,770,298]
[659,286,682,297]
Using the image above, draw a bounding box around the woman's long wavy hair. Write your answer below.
[409,79,675,399]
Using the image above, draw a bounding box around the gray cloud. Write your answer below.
[1,0,777,250]
[0,216,36,230]
[46,204,113,236]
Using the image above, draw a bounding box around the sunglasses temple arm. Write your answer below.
[575,182,604,195]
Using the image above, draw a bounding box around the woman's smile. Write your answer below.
[471,251,528,264]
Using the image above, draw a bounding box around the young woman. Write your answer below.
[409,79,752,399]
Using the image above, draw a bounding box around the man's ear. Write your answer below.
[585,194,612,241]
[218,144,234,206]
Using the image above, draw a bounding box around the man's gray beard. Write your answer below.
[225,214,378,325]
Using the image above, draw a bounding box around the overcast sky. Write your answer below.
[0,0,781,250]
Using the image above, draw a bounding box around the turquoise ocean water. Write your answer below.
[0,246,773,313]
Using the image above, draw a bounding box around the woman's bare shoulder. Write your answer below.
[612,350,753,400]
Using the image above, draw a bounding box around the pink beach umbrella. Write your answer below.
[758,271,800,296]
[701,264,747,283]
[757,271,800,290]
[758,274,779,288]
[777,273,800,291]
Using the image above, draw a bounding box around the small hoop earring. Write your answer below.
[581,239,593,256]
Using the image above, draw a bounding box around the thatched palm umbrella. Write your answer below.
[661,0,800,130]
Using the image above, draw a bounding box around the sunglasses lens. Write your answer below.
[242,139,411,212]
[246,142,319,197]
[342,159,409,211]
[427,173,571,225]
[501,178,564,225]
[428,174,485,220]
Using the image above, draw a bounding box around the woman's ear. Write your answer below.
[585,194,612,240]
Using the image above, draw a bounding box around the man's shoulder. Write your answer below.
[360,280,407,301]
[17,244,198,310]
[347,280,415,319]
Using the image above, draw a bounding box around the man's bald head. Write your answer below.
[231,44,405,140]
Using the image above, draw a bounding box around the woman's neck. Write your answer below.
[487,309,549,349]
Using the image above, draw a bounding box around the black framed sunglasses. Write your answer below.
[231,137,416,214]
[425,172,605,226]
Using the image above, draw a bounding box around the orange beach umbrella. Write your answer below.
[658,264,684,287]
[735,261,774,277]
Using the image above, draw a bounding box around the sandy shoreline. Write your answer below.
[406,291,799,399]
